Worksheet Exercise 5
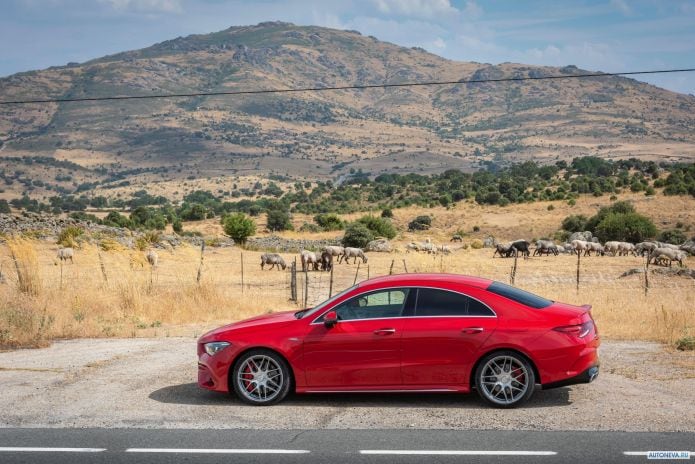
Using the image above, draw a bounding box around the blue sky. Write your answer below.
[2,0,694,94]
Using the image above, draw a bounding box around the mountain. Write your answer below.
[1,21,694,202]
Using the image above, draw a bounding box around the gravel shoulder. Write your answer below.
[0,338,693,431]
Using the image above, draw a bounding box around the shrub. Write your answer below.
[357,215,397,239]
[299,222,321,233]
[222,213,256,244]
[408,215,432,231]
[472,225,480,232]
[57,226,84,248]
[267,209,293,232]
[645,186,656,196]
[561,214,588,233]
[342,222,375,248]
[381,208,393,218]
[594,212,657,243]
[657,229,687,245]
[470,239,483,249]
[103,211,133,229]
[547,204,555,211]
[675,336,695,351]
[0,199,11,213]
[172,219,183,234]
[314,213,344,231]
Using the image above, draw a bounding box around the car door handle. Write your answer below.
[373,328,396,335]
[461,327,484,334]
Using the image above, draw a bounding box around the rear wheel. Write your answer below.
[475,351,535,408]
[231,349,291,405]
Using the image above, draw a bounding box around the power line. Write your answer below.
[1,67,693,106]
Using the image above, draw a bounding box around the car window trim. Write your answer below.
[312,287,411,324]
[310,285,496,325]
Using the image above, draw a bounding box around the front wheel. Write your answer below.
[475,351,535,408]
[231,349,291,405]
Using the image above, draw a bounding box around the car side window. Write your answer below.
[333,289,410,321]
[415,288,494,317]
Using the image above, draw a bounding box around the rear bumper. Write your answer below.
[542,365,599,390]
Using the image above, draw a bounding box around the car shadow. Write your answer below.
[149,383,572,409]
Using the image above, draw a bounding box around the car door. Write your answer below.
[302,288,412,389]
[401,287,498,387]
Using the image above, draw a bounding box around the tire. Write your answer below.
[474,351,535,408]
[231,349,292,405]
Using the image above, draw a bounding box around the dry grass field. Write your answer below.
[1,236,693,349]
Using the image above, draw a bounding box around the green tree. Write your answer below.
[222,213,256,244]
[657,229,687,245]
[0,199,11,213]
[561,214,588,232]
[267,208,293,232]
[408,215,432,231]
[357,215,397,239]
[342,222,375,248]
[314,213,344,231]
[594,212,657,243]
[172,218,183,234]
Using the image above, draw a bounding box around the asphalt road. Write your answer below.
[0,429,691,464]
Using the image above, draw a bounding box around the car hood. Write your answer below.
[200,310,298,340]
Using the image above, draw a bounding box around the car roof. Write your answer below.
[358,273,493,290]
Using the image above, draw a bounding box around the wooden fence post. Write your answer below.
[644,252,650,296]
[510,253,518,285]
[196,241,205,284]
[353,261,361,285]
[97,250,108,284]
[576,250,581,293]
[303,265,309,308]
[290,259,297,303]
[389,259,395,275]
[402,259,408,273]
[329,264,334,298]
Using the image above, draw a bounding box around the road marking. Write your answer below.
[126,448,310,454]
[360,450,557,456]
[0,447,106,453]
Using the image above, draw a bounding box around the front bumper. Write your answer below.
[542,365,599,390]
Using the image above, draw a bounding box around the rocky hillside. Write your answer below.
[1,21,694,202]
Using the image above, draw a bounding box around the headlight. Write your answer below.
[204,341,231,356]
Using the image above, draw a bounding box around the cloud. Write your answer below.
[373,0,458,18]
[610,0,631,15]
[432,37,446,49]
[98,0,183,14]
[462,1,482,19]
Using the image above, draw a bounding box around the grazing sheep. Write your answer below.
[450,234,463,242]
[439,245,452,254]
[534,240,558,256]
[300,250,319,272]
[56,247,74,264]
[650,247,687,268]
[323,246,345,262]
[493,242,513,258]
[406,242,421,253]
[341,247,368,264]
[587,242,605,256]
[320,251,333,272]
[146,250,158,268]
[571,239,593,256]
[635,241,658,257]
[420,242,437,255]
[510,239,531,259]
[604,241,621,256]
[260,253,286,270]
[617,242,636,256]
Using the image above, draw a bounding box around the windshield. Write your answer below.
[295,284,359,319]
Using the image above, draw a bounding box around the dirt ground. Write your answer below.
[0,338,693,432]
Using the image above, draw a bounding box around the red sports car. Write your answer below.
[198,274,599,407]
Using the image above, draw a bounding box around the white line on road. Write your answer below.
[126,448,310,454]
[360,450,558,456]
[0,447,106,453]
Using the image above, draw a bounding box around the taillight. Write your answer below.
[554,320,594,338]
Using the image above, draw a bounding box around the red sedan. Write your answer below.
[198,274,600,408]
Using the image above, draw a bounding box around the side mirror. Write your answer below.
[323,310,338,328]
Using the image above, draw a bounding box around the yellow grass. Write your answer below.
[1,239,693,349]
